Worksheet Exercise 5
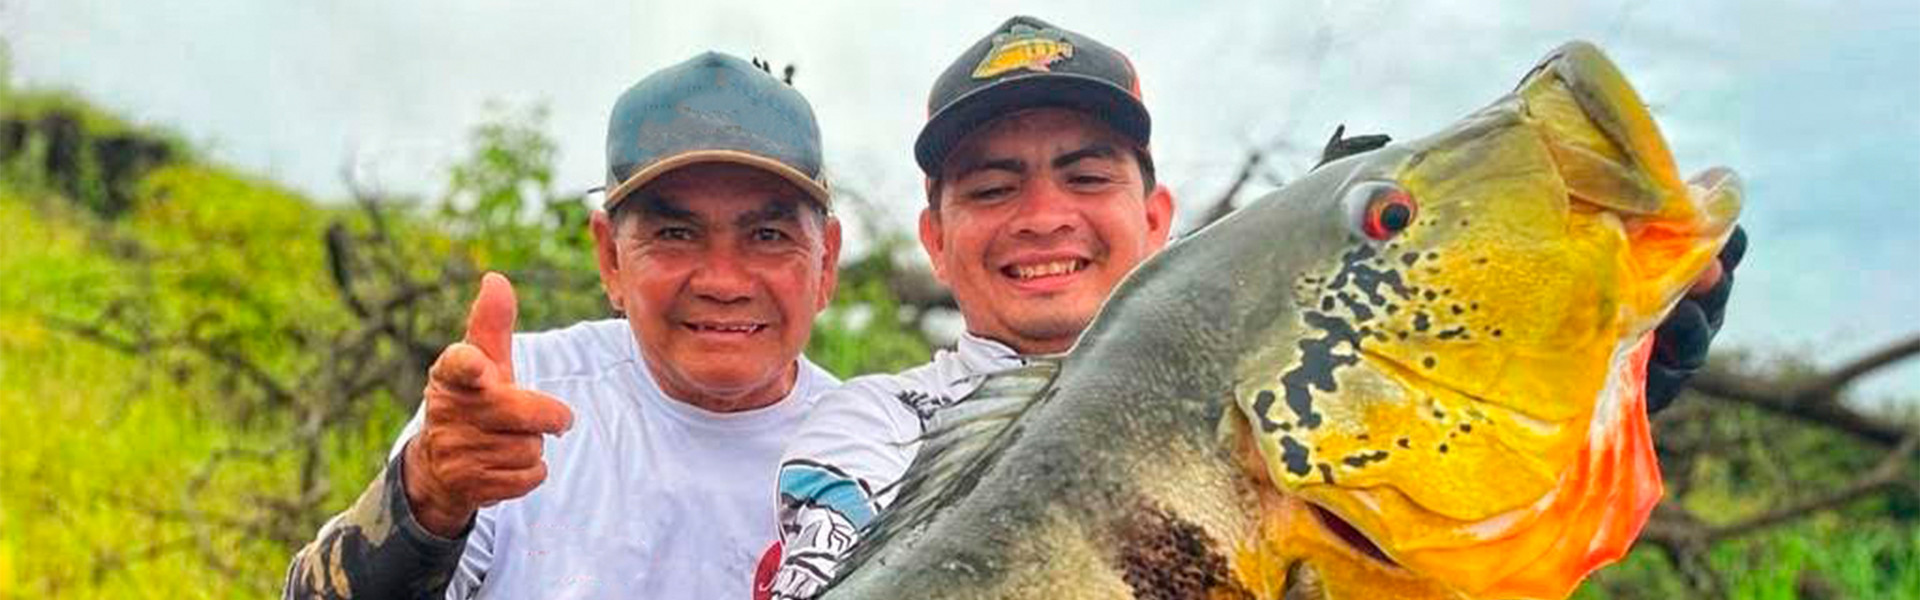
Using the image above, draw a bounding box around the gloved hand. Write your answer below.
[1316,125,1392,168]
[1645,226,1748,414]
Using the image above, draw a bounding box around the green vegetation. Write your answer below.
[1,82,1912,599]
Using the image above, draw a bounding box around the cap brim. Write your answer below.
[604,149,832,211]
[914,73,1150,176]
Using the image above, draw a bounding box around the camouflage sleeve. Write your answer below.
[282,448,469,599]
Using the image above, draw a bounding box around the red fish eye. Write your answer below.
[1363,189,1417,241]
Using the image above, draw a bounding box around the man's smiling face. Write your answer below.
[593,162,839,412]
[921,108,1173,354]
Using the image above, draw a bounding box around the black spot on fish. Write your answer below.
[1357,434,1370,441]
[1119,506,1251,600]
[1329,246,1413,304]
[1317,463,1335,484]
[1321,296,1336,311]
[1460,423,1472,433]
[1470,301,1480,311]
[1337,292,1375,322]
[1432,409,1446,419]
[1341,450,1391,469]
[1492,328,1504,338]
[1422,356,1437,369]
[1437,327,1469,340]
[1400,253,1420,267]
[1423,290,1439,301]
[1438,444,1450,454]
[1474,257,1489,265]
[1413,312,1432,332]
[1252,390,1281,432]
[1397,438,1411,449]
[1450,304,1465,316]
[1279,422,1293,432]
[1459,219,1471,227]
[1384,303,1399,316]
[1280,437,1313,477]
[1277,312,1363,431]
[1425,252,1439,261]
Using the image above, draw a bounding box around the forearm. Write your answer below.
[282,450,469,600]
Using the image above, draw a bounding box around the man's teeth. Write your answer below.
[1010,259,1087,280]
[691,323,761,333]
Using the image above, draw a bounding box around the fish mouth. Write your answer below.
[1307,502,1400,569]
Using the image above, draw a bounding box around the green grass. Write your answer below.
[1572,512,1920,599]
[0,166,402,598]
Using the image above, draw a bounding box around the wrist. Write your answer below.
[402,436,476,538]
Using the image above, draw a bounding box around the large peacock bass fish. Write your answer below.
[821,41,1741,600]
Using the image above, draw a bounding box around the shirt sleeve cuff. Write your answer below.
[387,448,473,552]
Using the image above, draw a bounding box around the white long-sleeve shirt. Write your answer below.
[759,333,1024,599]
[389,319,838,599]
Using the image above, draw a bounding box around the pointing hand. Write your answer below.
[403,272,574,537]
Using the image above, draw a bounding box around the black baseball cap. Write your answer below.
[604,51,830,210]
[914,15,1150,176]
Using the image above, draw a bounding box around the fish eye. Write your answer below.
[1344,182,1418,242]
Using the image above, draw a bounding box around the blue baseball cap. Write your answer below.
[604,51,830,210]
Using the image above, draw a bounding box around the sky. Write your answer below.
[5,0,1916,403]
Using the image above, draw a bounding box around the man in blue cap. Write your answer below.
[285,50,843,599]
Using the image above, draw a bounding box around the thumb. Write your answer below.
[465,272,518,383]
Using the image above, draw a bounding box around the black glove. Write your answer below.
[1316,125,1392,169]
[1645,226,1747,414]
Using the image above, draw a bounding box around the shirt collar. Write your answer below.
[953,331,1029,376]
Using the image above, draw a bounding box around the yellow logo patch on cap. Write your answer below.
[972,24,1074,79]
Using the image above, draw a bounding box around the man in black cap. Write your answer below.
[763,15,1173,599]
[285,50,843,599]
[763,15,1743,599]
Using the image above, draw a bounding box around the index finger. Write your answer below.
[470,387,574,435]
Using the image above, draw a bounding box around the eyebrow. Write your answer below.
[1052,143,1120,169]
[633,194,698,222]
[947,143,1122,180]
[949,157,1027,180]
[734,198,802,229]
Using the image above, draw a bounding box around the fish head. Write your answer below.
[1232,41,1741,599]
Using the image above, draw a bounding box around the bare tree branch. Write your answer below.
[1803,333,1920,402]
[1690,368,1911,447]
[1180,146,1272,237]
[1708,434,1918,541]
[44,316,298,407]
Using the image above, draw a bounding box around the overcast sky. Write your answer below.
[6,0,1917,402]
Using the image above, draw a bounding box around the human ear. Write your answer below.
[817,216,843,310]
[590,209,624,312]
[1144,184,1175,251]
[918,207,951,284]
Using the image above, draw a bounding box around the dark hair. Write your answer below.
[926,144,1155,210]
